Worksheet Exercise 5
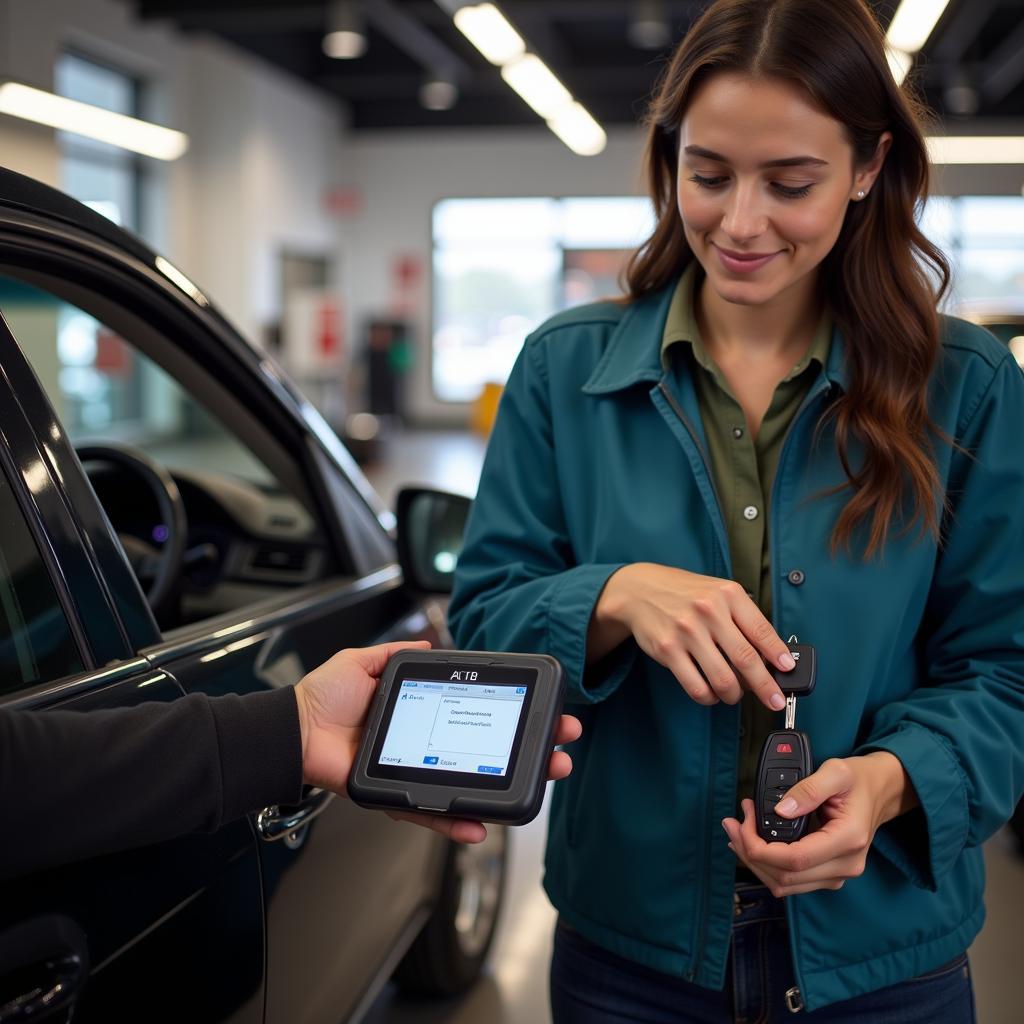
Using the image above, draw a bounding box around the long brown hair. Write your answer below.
[625,0,951,559]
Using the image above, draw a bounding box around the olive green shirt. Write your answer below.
[661,262,831,803]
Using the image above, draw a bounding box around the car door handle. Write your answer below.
[256,787,335,842]
[0,915,88,1023]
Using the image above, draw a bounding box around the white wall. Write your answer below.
[0,0,345,344]
[343,126,647,425]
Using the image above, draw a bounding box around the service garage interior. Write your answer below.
[0,1,1022,1022]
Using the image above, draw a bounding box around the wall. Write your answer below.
[0,0,345,345]
[342,125,1024,426]
[342,126,647,425]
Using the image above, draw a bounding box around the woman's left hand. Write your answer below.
[721,752,915,897]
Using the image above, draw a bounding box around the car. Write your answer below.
[0,167,506,1023]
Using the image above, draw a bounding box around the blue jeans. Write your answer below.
[550,884,976,1023]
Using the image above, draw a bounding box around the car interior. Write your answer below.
[0,268,343,633]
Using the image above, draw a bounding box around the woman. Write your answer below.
[449,0,1024,1020]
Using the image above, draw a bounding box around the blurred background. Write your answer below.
[0,1,1021,1021]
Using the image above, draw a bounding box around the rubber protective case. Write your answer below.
[347,650,565,825]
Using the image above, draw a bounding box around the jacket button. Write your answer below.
[787,569,805,586]
[743,505,759,521]
[733,427,744,439]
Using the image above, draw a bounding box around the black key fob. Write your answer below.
[755,729,813,842]
[768,643,816,696]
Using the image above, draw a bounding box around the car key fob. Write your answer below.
[755,730,813,842]
[767,643,816,695]
[755,642,817,842]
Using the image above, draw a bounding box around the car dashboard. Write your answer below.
[87,463,334,627]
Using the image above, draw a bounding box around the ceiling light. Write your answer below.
[943,77,979,116]
[453,3,525,65]
[420,77,459,111]
[925,136,1024,164]
[547,102,607,157]
[628,0,672,50]
[500,54,572,119]
[323,0,367,59]
[887,48,913,86]
[885,0,952,55]
[0,81,188,160]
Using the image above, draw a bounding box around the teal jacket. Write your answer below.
[448,281,1024,1010]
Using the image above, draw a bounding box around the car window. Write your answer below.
[0,468,84,694]
[0,273,340,633]
[0,276,275,488]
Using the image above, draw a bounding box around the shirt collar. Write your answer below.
[582,263,848,396]
[660,262,833,384]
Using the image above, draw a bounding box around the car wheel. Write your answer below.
[394,824,508,995]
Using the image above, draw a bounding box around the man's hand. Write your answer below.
[293,641,582,844]
[721,752,917,896]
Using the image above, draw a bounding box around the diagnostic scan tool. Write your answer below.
[348,650,565,825]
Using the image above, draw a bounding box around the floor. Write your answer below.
[362,429,1024,1024]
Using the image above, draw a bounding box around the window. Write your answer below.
[0,272,335,631]
[0,277,273,486]
[56,52,142,231]
[0,469,83,694]
[432,193,1024,402]
[919,195,1024,313]
[431,196,655,402]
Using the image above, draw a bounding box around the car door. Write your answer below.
[0,219,449,1023]
[0,313,266,1024]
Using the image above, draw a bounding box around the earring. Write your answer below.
[857,190,866,198]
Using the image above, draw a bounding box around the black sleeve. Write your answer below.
[1,687,303,879]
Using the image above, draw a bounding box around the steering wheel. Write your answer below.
[75,443,188,620]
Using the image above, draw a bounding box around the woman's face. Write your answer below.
[676,72,884,308]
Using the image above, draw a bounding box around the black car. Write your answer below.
[0,168,505,1023]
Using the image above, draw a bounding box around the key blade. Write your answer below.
[770,643,816,696]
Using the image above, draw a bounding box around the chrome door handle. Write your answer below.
[256,788,334,842]
[0,915,88,1023]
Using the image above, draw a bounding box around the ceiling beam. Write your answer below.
[319,65,656,99]
[365,0,471,80]
[929,0,998,64]
[981,16,1024,104]
[135,1,324,31]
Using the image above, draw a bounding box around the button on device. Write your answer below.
[787,569,806,585]
[743,505,759,521]
[775,769,799,786]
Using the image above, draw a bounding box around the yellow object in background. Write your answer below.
[470,382,504,437]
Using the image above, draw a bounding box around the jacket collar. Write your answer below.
[582,274,850,396]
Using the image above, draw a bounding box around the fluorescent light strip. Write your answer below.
[0,82,188,161]
[547,102,607,157]
[885,0,951,56]
[452,4,606,155]
[926,136,1024,164]
[500,54,573,119]
[453,3,525,65]
[886,48,913,87]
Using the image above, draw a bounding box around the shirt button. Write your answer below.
[733,427,744,439]
[787,569,806,586]
[743,505,759,521]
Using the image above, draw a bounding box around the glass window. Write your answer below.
[0,469,84,694]
[56,52,140,231]
[0,278,273,484]
[918,195,1024,314]
[0,273,333,632]
[431,196,655,403]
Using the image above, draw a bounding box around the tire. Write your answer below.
[393,825,508,995]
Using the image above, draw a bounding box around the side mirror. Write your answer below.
[396,487,472,594]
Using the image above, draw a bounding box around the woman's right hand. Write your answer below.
[588,563,795,709]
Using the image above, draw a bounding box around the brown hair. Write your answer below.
[625,0,951,559]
